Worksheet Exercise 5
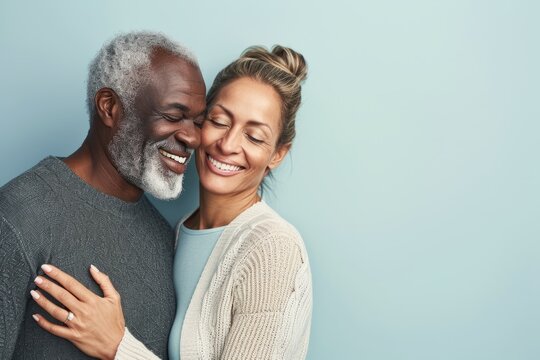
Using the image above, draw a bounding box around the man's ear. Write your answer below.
[267,143,291,171]
[94,88,122,128]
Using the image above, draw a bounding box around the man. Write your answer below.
[0,32,206,359]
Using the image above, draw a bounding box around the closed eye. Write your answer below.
[154,110,185,122]
[209,119,228,128]
[246,133,265,144]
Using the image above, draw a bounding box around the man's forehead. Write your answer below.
[149,57,205,92]
[149,79,206,117]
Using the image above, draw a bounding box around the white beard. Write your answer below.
[108,111,187,200]
[140,144,185,200]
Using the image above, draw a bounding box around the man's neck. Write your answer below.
[63,137,143,203]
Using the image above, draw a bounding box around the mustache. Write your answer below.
[150,138,194,155]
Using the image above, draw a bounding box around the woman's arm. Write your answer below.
[115,328,161,360]
[31,264,160,360]
[221,234,312,360]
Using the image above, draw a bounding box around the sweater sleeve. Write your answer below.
[221,233,311,360]
[0,216,34,359]
[115,327,161,360]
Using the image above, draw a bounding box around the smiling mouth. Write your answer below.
[208,155,244,172]
[159,148,188,165]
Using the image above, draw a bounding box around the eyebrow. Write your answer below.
[214,104,273,134]
[167,103,190,112]
[165,103,205,118]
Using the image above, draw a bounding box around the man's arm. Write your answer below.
[0,216,34,359]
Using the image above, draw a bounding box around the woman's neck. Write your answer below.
[188,188,260,230]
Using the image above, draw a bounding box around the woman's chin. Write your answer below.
[199,177,234,196]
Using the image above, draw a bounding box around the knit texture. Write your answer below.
[117,201,312,360]
[0,157,176,359]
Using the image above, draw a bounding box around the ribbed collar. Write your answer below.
[225,200,270,229]
[39,156,148,213]
[179,200,270,231]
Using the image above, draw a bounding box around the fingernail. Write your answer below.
[34,276,43,285]
[32,314,40,322]
[90,264,100,273]
[30,290,40,300]
[41,264,52,273]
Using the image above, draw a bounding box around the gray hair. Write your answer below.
[86,31,198,120]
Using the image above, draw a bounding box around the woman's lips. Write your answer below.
[206,154,245,176]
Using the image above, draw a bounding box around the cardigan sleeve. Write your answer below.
[115,327,161,360]
[221,232,311,360]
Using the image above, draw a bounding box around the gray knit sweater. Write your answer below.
[0,157,176,359]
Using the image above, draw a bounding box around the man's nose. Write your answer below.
[174,120,201,149]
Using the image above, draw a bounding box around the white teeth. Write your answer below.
[208,155,242,172]
[159,149,187,164]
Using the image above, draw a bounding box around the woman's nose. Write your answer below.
[217,128,242,155]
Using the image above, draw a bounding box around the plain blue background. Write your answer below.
[1,1,539,359]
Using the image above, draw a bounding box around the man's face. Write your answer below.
[109,51,206,200]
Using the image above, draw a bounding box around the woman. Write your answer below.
[30,45,312,359]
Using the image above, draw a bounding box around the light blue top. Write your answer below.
[168,223,225,360]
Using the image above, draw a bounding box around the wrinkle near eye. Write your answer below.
[246,129,267,143]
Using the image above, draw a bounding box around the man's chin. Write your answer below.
[142,173,184,200]
[149,189,183,201]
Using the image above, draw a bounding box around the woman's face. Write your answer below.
[196,77,289,197]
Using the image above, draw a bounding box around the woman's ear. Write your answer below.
[94,88,122,128]
[267,143,291,171]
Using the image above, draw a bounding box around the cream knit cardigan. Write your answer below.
[116,201,312,360]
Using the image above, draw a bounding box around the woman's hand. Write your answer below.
[30,264,125,360]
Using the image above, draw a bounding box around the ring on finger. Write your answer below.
[64,311,75,324]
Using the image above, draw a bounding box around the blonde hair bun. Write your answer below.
[241,45,307,83]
